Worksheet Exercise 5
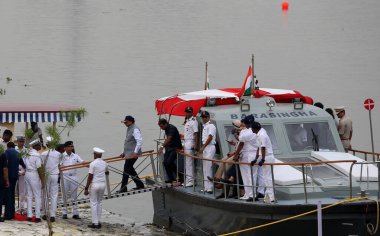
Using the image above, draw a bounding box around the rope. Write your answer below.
[218,197,371,236]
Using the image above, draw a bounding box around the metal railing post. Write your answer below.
[235,164,240,199]
[150,154,158,183]
[192,156,195,192]
[301,164,308,203]
[270,165,276,202]
[250,164,255,200]
[105,168,111,198]
[201,159,205,193]
[212,159,216,197]
[176,153,179,183]
[183,153,187,189]
[349,162,355,198]
[60,170,67,208]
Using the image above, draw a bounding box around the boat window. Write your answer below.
[285,122,337,152]
[261,125,279,151]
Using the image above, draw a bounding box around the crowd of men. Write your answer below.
[0,103,353,227]
[0,128,108,229]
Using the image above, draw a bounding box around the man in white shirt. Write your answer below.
[41,137,65,222]
[198,111,216,193]
[61,141,84,219]
[24,139,43,222]
[183,107,199,187]
[251,122,275,203]
[84,147,108,229]
[233,117,258,202]
[118,115,144,193]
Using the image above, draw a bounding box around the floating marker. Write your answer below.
[282,1,289,11]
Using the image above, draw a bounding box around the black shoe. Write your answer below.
[246,197,254,202]
[62,214,68,219]
[35,218,41,223]
[88,223,100,229]
[0,217,4,222]
[72,215,81,219]
[4,216,13,220]
[256,193,265,199]
[42,215,47,220]
[27,217,32,222]
[132,186,145,190]
[165,180,173,184]
[99,223,102,228]
[50,217,56,222]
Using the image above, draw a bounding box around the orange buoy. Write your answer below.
[282,1,289,11]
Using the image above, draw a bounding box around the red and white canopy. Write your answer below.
[155,88,313,116]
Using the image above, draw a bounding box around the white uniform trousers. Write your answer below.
[41,175,59,217]
[18,175,27,210]
[257,155,275,201]
[239,152,254,198]
[25,171,42,218]
[202,145,215,191]
[62,174,79,215]
[90,182,106,225]
[184,140,195,185]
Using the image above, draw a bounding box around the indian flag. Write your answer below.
[237,65,252,97]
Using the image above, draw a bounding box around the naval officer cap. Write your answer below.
[93,147,105,154]
[16,135,25,141]
[200,111,210,117]
[232,119,241,129]
[29,139,41,147]
[46,136,53,143]
[334,106,345,114]
[184,106,193,113]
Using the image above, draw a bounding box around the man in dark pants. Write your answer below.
[0,149,10,222]
[4,142,26,220]
[118,115,145,193]
[158,118,182,183]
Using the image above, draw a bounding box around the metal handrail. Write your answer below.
[177,150,357,202]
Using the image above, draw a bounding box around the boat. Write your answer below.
[151,68,380,235]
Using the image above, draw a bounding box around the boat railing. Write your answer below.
[58,150,162,207]
[349,148,380,162]
[175,150,357,203]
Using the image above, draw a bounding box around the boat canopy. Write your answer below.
[155,87,313,116]
[0,104,83,123]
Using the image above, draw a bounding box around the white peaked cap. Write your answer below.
[93,147,105,154]
[29,139,41,147]
[46,136,53,143]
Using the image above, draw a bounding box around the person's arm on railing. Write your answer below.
[258,147,266,166]
[251,149,259,166]
[158,136,172,154]
[232,142,244,161]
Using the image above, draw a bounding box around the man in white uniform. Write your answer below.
[61,141,84,219]
[233,117,258,201]
[183,107,198,187]
[251,122,275,203]
[24,139,43,222]
[15,136,28,214]
[41,137,65,222]
[84,147,108,229]
[198,111,216,193]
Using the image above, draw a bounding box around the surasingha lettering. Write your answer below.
[230,111,318,120]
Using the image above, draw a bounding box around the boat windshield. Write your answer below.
[285,122,337,152]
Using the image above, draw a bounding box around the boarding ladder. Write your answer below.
[57,150,175,208]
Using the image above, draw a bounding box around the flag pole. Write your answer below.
[251,54,255,95]
[204,61,208,90]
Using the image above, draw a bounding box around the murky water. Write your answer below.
[0,0,379,232]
